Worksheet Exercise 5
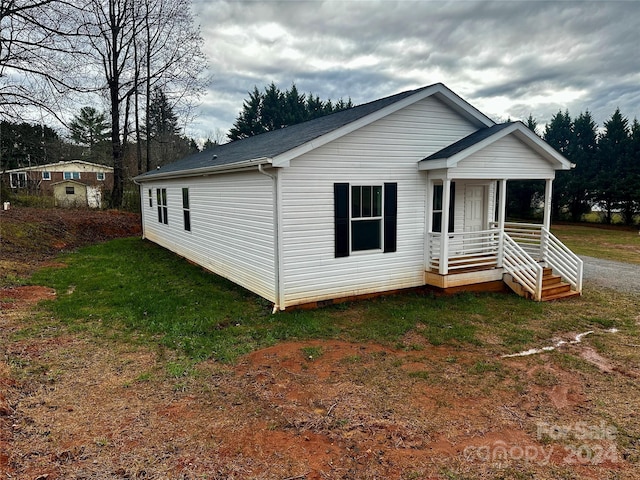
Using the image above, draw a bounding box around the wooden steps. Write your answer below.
[504,266,580,301]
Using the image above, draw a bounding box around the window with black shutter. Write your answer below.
[334,182,397,257]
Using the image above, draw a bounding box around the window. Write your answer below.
[351,185,382,251]
[156,188,168,224]
[182,188,191,231]
[10,172,27,188]
[64,171,80,180]
[96,172,105,181]
[148,189,153,207]
[66,186,75,195]
[42,171,51,180]
[432,183,455,233]
[334,182,397,257]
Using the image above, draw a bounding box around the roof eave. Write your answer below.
[133,157,273,183]
[4,160,114,173]
[511,125,572,170]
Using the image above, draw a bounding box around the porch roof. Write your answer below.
[418,121,572,172]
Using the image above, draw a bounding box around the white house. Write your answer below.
[134,83,583,310]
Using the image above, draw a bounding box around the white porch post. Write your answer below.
[425,176,434,271]
[541,178,554,262]
[439,178,451,275]
[497,179,507,267]
[498,179,507,231]
[543,178,553,231]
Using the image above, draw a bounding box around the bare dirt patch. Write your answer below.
[0,206,141,279]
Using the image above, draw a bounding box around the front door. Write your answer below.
[464,185,485,232]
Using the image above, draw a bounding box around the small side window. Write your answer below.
[182,188,191,232]
[66,186,75,195]
[42,171,51,180]
[96,172,105,181]
[148,189,153,207]
[157,188,168,224]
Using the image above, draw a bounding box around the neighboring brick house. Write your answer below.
[3,160,113,208]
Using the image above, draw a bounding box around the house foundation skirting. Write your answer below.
[424,268,504,289]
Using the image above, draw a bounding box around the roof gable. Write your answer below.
[419,121,572,171]
[135,83,496,181]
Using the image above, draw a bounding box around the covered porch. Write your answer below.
[419,122,583,301]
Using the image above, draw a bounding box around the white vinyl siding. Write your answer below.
[140,172,276,302]
[452,135,558,179]
[278,96,478,307]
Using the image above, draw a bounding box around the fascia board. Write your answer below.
[5,160,114,173]
[432,86,495,128]
[418,159,448,170]
[511,125,572,170]
[134,157,273,183]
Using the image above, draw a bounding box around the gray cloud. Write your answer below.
[188,0,640,140]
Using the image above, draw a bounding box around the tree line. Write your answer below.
[509,109,640,225]
[229,83,353,141]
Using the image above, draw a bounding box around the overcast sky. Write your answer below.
[187,0,640,142]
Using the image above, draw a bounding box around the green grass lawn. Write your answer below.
[552,223,640,264]
[27,237,639,363]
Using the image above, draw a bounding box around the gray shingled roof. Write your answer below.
[136,84,434,180]
[421,122,514,162]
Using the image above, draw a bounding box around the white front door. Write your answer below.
[464,185,485,232]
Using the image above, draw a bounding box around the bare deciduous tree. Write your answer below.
[76,0,207,206]
[0,0,82,121]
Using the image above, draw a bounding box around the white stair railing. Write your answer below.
[502,231,543,301]
[541,227,583,293]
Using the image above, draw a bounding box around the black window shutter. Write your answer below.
[334,183,350,257]
[383,182,397,253]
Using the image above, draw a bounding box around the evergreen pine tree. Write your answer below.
[69,106,110,163]
[566,111,598,221]
[596,108,630,223]
[544,110,573,220]
[228,87,266,141]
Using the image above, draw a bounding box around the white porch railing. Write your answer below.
[501,231,543,301]
[428,229,500,273]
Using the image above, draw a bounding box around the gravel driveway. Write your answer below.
[581,256,640,294]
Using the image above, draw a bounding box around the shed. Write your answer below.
[135,83,583,310]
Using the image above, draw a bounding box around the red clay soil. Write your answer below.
[0,206,141,277]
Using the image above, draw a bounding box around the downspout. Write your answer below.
[258,164,283,313]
